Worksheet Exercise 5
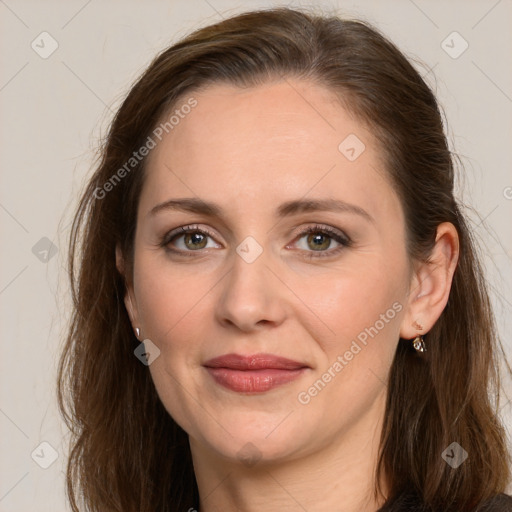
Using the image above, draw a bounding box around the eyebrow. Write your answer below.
[149,197,374,223]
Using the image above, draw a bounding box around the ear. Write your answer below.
[400,222,460,339]
[116,244,140,330]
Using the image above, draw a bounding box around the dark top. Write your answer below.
[377,491,512,511]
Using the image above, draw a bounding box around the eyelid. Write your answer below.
[161,224,222,249]
[289,223,350,244]
[286,223,352,258]
[161,223,352,257]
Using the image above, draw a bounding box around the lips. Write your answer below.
[204,353,307,370]
[203,353,309,393]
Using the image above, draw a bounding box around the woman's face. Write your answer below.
[125,79,413,466]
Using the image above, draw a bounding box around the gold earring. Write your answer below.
[412,321,426,352]
[413,335,426,353]
[135,327,140,339]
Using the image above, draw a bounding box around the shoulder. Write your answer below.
[378,492,512,512]
[478,494,512,511]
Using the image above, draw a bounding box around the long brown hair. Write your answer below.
[58,7,511,511]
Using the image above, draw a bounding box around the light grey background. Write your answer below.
[1,1,511,510]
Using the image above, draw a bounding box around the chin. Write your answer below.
[190,412,315,467]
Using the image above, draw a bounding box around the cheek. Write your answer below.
[133,254,178,334]
[132,257,216,431]
[293,268,404,415]
[299,261,405,348]
[133,254,219,352]
[135,270,175,337]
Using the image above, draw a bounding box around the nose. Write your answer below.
[215,249,288,332]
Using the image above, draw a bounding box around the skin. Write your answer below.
[117,79,459,512]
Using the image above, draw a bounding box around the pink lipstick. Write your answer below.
[203,353,309,393]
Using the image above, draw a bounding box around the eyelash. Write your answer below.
[160,223,352,259]
[291,224,352,259]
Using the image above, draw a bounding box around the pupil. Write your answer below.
[186,232,206,249]
[308,233,330,251]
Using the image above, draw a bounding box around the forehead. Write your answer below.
[140,80,400,222]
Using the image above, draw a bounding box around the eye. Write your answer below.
[289,224,352,258]
[161,223,351,259]
[162,225,221,254]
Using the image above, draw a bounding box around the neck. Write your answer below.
[190,391,388,512]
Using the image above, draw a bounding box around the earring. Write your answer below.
[413,335,427,353]
[135,327,140,339]
[412,321,426,353]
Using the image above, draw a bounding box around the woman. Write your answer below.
[57,7,512,512]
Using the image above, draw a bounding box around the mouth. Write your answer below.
[203,353,310,393]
